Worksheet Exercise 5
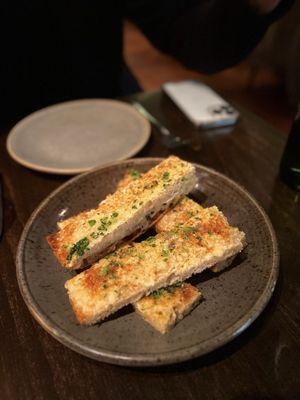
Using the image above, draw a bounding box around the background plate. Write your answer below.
[16,158,278,366]
[7,100,150,174]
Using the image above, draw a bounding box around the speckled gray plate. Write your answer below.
[16,158,279,366]
[7,99,150,175]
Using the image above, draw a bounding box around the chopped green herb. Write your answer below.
[111,212,119,218]
[130,170,141,180]
[146,236,156,243]
[152,292,161,299]
[151,288,165,299]
[63,244,68,249]
[196,235,202,240]
[162,249,169,258]
[67,237,89,260]
[181,176,187,182]
[127,246,137,255]
[162,248,169,261]
[101,266,109,275]
[177,225,195,232]
[88,219,96,227]
[166,282,183,293]
[109,274,116,280]
[132,204,138,209]
[97,215,115,232]
[138,253,145,260]
[110,260,122,268]
[162,171,170,181]
[139,201,144,206]
[90,232,100,239]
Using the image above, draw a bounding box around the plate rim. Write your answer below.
[16,157,279,366]
[6,99,151,175]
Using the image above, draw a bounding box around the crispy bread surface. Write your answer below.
[65,212,245,324]
[48,156,197,270]
[134,283,201,334]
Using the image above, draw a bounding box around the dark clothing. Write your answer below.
[0,0,294,121]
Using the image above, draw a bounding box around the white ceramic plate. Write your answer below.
[7,99,151,175]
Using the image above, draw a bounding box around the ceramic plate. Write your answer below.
[16,158,278,366]
[7,100,150,174]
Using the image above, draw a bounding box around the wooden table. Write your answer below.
[1,91,299,400]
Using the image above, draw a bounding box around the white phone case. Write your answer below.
[163,80,239,128]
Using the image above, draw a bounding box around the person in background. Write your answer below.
[0,0,294,122]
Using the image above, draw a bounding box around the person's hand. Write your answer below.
[249,0,282,14]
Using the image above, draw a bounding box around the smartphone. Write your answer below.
[162,80,239,129]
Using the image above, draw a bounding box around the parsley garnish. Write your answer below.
[162,171,170,181]
[146,236,156,243]
[130,170,141,180]
[98,216,112,232]
[177,225,195,232]
[88,219,96,227]
[162,249,169,261]
[101,266,109,275]
[90,232,100,239]
[67,237,89,260]
[110,260,122,268]
[162,249,169,257]
[151,288,165,299]
[166,282,183,294]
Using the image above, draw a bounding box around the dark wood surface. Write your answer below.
[0,91,299,400]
